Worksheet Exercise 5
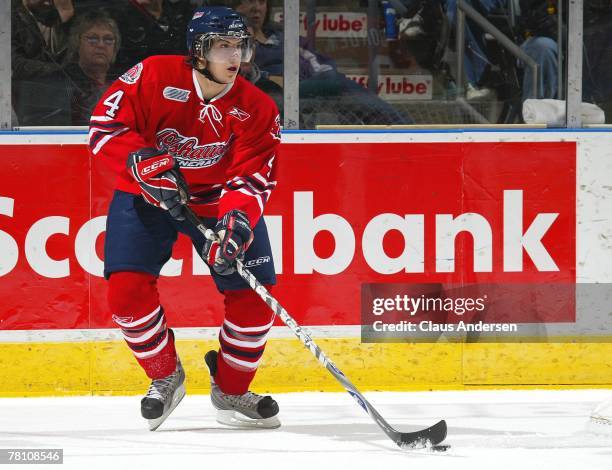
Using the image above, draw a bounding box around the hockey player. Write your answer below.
[89,6,281,431]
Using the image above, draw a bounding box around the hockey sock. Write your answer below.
[108,271,178,379]
[215,287,275,395]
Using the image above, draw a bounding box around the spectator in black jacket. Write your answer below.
[114,0,195,72]
[11,0,76,81]
[12,0,76,125]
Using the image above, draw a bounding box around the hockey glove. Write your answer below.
[127,147,189,221]
[203,210,254,276]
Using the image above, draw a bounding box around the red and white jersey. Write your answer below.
[89,55,280,225]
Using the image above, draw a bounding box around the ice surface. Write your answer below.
[1,390,611,470]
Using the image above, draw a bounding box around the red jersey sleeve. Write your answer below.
[217,103,280,227]
[88,61,152,189]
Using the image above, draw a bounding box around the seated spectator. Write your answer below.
[11,0,75,81]
[239,26,283,113]
[233,0,413,125]
[64,12,121,125]
[114,0,195,72]
[518,0,558,102]
[12,0,76,125]
[390,0,458,99]
[444,0,506,100]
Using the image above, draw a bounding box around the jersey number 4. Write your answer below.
[103,91,124,118]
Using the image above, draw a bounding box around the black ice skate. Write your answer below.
[141,359,186,431]
[204,350,280,429]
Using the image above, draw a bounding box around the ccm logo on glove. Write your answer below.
[127,147,189,220]
[139,157,173,177]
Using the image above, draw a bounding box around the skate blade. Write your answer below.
[216,410,281,429]
[587,415,612,436]
[148,384,186,431]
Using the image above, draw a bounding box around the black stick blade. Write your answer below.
[396,419,447,449]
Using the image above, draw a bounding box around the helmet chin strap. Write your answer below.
[195,59,227,86]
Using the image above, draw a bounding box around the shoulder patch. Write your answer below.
[270,114,281,141]
[228,107,251,121]
[119,62,143,85]
[163,87,191,102]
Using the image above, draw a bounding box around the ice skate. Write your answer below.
[141,359,186,431]
[204,350,280,429]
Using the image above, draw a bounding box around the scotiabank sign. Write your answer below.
[0,141,576,329]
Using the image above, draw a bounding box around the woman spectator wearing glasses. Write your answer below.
[64,12,121,125]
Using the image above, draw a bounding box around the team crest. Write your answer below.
[163,87,191,102]
[270,114,281,141]
[229,107,251,121]
[119,62,143,85]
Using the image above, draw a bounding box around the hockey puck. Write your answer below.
[430,444,451,452]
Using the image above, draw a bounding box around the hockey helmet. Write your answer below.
[187,7,254,64]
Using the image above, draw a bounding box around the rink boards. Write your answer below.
[0,129,611,396]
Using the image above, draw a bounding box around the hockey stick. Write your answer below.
[184,207,448,450]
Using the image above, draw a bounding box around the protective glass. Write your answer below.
[203,36,254,64]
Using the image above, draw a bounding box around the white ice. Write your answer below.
[1,389,611,470]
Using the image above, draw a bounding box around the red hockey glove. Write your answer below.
[127,147,189,221]
[203,210,254,276]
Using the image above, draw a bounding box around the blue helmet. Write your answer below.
[186,7,252,60]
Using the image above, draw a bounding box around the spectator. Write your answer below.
[445,0,506,100]
[232,0,413,125]
[114,0,195,72]
[11,0,75,80]
[518,0,559,101]
[239,26,283,113]
[12,0,76,125]
[64,12,121,125]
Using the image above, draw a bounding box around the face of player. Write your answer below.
[235,0,267,33]
[79,25,117,71]
[205,37,249,83]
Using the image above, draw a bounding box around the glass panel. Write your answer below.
[11,0,198,126]
[248,0,568,128]
[233,0,285,116]
[582,1,612,124]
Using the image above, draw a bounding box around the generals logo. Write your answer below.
[156,128,233,168]
[119,62,143,84]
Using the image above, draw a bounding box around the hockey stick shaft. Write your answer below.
[184,207,425,446]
